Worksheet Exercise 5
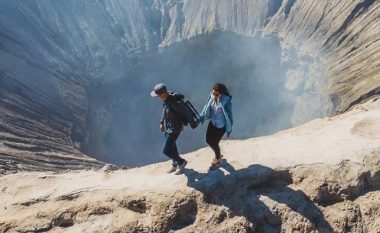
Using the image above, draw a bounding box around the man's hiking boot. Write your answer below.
[175,160,187,175]
[167,165,177,174]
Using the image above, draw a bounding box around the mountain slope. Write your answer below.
[0,0,379,170]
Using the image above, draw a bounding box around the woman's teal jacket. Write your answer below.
[199,94,233,137]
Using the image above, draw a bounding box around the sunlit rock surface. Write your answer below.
[1,98,380,232]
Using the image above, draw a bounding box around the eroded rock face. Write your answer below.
[1,155,380,232]
[0,0,379,169]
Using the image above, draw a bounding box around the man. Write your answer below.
[151,83,195,175]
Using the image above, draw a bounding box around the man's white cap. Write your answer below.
[150,83,167,97]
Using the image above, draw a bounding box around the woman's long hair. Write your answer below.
[212,83,231,97]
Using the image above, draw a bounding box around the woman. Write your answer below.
[199,83,233,170]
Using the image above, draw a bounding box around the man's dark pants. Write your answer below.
[163,132,185,166]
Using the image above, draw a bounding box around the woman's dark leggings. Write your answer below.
[206,122,226,159]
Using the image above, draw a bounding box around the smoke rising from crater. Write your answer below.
[85,32,329,167]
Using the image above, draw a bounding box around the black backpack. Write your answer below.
[169,98,200,129]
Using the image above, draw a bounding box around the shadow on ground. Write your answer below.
[184,160,334,232]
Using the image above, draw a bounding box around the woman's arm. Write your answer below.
[226,101,233,125]
[199,94,212,123]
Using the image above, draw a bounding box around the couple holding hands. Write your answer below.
[151,83,233,175]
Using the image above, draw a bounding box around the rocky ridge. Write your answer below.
[1,98,380,232]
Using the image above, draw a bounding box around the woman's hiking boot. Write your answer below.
[212,154,224,164]
[209,158,222,171]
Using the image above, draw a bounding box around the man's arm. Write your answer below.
[160,105,165,132]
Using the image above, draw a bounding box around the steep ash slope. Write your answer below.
[0,0,379,170]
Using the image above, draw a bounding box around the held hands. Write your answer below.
[160,123,165,133]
